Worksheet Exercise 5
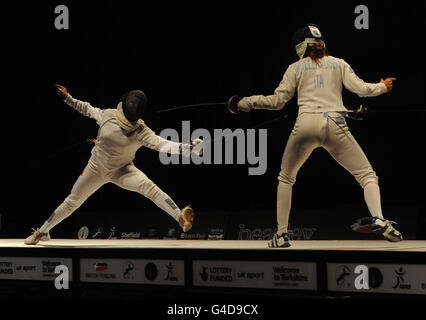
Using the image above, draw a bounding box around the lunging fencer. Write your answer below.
[25,85,202,245]
[228,24,402,247]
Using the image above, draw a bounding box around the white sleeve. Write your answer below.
[238,65,297,111]
[341,61,387,97]
[137,126,182,154]
[64,94,104,124]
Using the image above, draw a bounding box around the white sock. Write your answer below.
[39,206,73,234]
[363,182,384,219]
[39,221,51,234]
[277,181,292,234]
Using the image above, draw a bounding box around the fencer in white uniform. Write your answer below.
[229,24,402,247]
[25,85,201,245]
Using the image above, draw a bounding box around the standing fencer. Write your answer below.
[25,84,202,245]
[228,24,402,247]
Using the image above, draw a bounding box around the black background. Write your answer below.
[2,0,425,235]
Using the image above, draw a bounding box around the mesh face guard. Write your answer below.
[293,24,326,59]
[120,90,147,122]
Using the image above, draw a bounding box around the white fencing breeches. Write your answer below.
[40,160,181,233]
[276,112,381,234]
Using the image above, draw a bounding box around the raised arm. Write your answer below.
[55,84,103,124]
[341,62,395,97]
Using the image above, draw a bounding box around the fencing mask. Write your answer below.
[116,90,147,132]
[292,24,325,59]
[120,90,148,122]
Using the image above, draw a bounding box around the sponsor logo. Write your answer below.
[93,262,108,271]
[272,266,308,287]
[0,259,71,280]
[15,265,37,272]
[42,260,63,278]
[392,267,411,290]
[0,262,14,275]
[165,262,178,281]
[78,226,89,239]
[85,262,116,279]
[195,261,316,290]
[237,271,264,280]
[145,263,158,281]
[108,226,118,239]
[238,224,274,240]
[335,265,351,287]
[120,231,141,239]
[180,232,207,240]
[368,267,383,289]
[288,225,316,240]
[122,261,135,280]
[92,226,104,239]
[81,226,143,239]
[334,265,383,289]
[309,26,321,37]
[208,228,225,240]
[200,266,233,282]
[200,267,209,281]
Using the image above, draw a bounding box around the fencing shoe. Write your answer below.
[372,218,403,242]
[268,232,291,248]
[179,206,194,232]
[24,228,50,245]
[351,217,403,242]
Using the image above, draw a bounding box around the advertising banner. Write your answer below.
[0,257,72,281]
[328,262,426,295]
[193,260,317,290]
[80,258,185,286]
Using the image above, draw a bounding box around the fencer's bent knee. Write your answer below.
[278,170,296,186]
[353,168,379,188]
[60,194,86,213]
[363,180,378,188]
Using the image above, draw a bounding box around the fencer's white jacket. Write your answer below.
[238,56,387,113]
[64,94,181,171]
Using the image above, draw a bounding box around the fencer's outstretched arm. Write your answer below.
[341,62,395,97]
[238,65,297,111]
[137,126,203,156]
[138,126,181,154]
[55,84,103,124]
